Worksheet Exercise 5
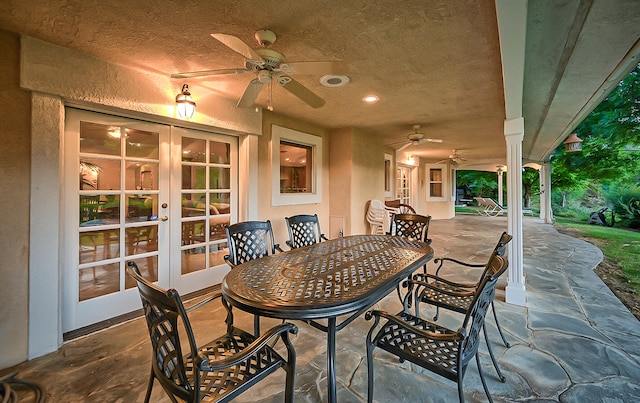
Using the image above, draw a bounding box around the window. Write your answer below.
[384,153,392,197]
[426,164,448,201]
[271,125,322,206]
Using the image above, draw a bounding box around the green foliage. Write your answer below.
[457,171,499,199]
[555,217,640,294]
[551,63,640,228]
[605,185,640,228]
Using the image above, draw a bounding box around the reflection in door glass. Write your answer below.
[79,262,119,301]
[125,128,159,159]
[79,121,121,156]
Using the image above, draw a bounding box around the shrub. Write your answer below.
[605,185,640,228]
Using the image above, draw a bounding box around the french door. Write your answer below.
[63,109,236,332]
[396,165,413,205]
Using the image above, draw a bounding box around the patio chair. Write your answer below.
[224,220,284,335]
[126,262,297,403]
[284,214,329,249]
[365,254,508,403]
[389,213,432,304]
[475,197,505,216]
[412,232,512,381]
[366,199,387,235]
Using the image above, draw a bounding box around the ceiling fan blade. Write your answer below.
[237,79,264,108]
[278,61,349,75]
[171,68,250,79]
[211,33,264,62]
[277,76,325,108]
[398,143,412,151]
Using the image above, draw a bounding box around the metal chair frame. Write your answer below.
[366,254,508,403]
[284,214,329,249]
[412,232,512,381]
[224,220,283,335]
[126,262,297,403]
[389,213,432,304]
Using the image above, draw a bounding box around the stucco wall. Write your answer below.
[259,111,331,246]
[329,127,353,235]
[0,30,31,368]
[351,128,385,234]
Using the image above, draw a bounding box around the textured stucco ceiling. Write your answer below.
[1,0,638,168]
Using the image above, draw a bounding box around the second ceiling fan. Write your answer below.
[172,29,348,110]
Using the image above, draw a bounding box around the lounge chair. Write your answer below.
[475,197,534,217]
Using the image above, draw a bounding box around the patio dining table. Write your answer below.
[221,234,434,402]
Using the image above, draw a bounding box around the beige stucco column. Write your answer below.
[504,117,526,306]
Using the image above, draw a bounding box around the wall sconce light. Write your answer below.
[563,133,583,152]
[407,154,415,165]
[176,84,196,118]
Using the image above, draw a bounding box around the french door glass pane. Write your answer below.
[180,137,231,276]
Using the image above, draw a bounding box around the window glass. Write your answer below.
[280,141,312,193]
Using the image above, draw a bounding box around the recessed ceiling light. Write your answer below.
[320,75,350,87]
[362,95,379,103]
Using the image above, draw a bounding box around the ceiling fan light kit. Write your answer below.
[172,29,348,110]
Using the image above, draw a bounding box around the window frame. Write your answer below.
[271,125,322,206]
[425,163,448,201]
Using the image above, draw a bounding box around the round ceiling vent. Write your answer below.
[319,75,350,87]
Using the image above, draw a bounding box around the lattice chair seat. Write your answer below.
[365,254,508,403]
[127,262,297,403]
[284,214,329,249]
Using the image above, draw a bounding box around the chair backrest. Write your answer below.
[126,262,200,402]
[478,231,512,280]
[225,220,279,266]
[459,254,507,366]
[285,214,325,249]
[389,213,432,243]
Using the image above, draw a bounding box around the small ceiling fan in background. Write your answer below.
[387,125,443,151]
[171,29,348,110]
[437,149,467,164]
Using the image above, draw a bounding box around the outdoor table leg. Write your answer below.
[327,317,337,403]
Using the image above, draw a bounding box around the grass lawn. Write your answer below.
[553,217,640,295]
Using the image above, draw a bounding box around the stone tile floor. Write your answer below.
[3,215,640,402]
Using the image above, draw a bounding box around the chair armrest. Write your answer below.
[433,256,484,276]
[223,255,237,268]
[365,310,461,342]
[434,256,485,268]
[320,234,329,242]
[285,240,294,249]
[412,273,478,289]
[409,278,476,298]
[184,290,223,313]
[196,322,298,371]
[275,244,284,253]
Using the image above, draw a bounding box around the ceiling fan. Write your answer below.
[437,149,467,164]
[171,29,348,110]
[387,125,443,151]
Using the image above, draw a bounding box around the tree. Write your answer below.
[552,63,640,198]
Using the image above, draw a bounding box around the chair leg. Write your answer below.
[144,368,154,403]
[476,353,494,403]
[254,314,261,337]
[491,301,510,347]
[366,337,375,403]
[283,333,297,403]
[482,323,506,382]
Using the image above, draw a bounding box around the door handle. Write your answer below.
[160,215,169,222]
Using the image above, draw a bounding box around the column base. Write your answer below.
[505,280,526,306]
